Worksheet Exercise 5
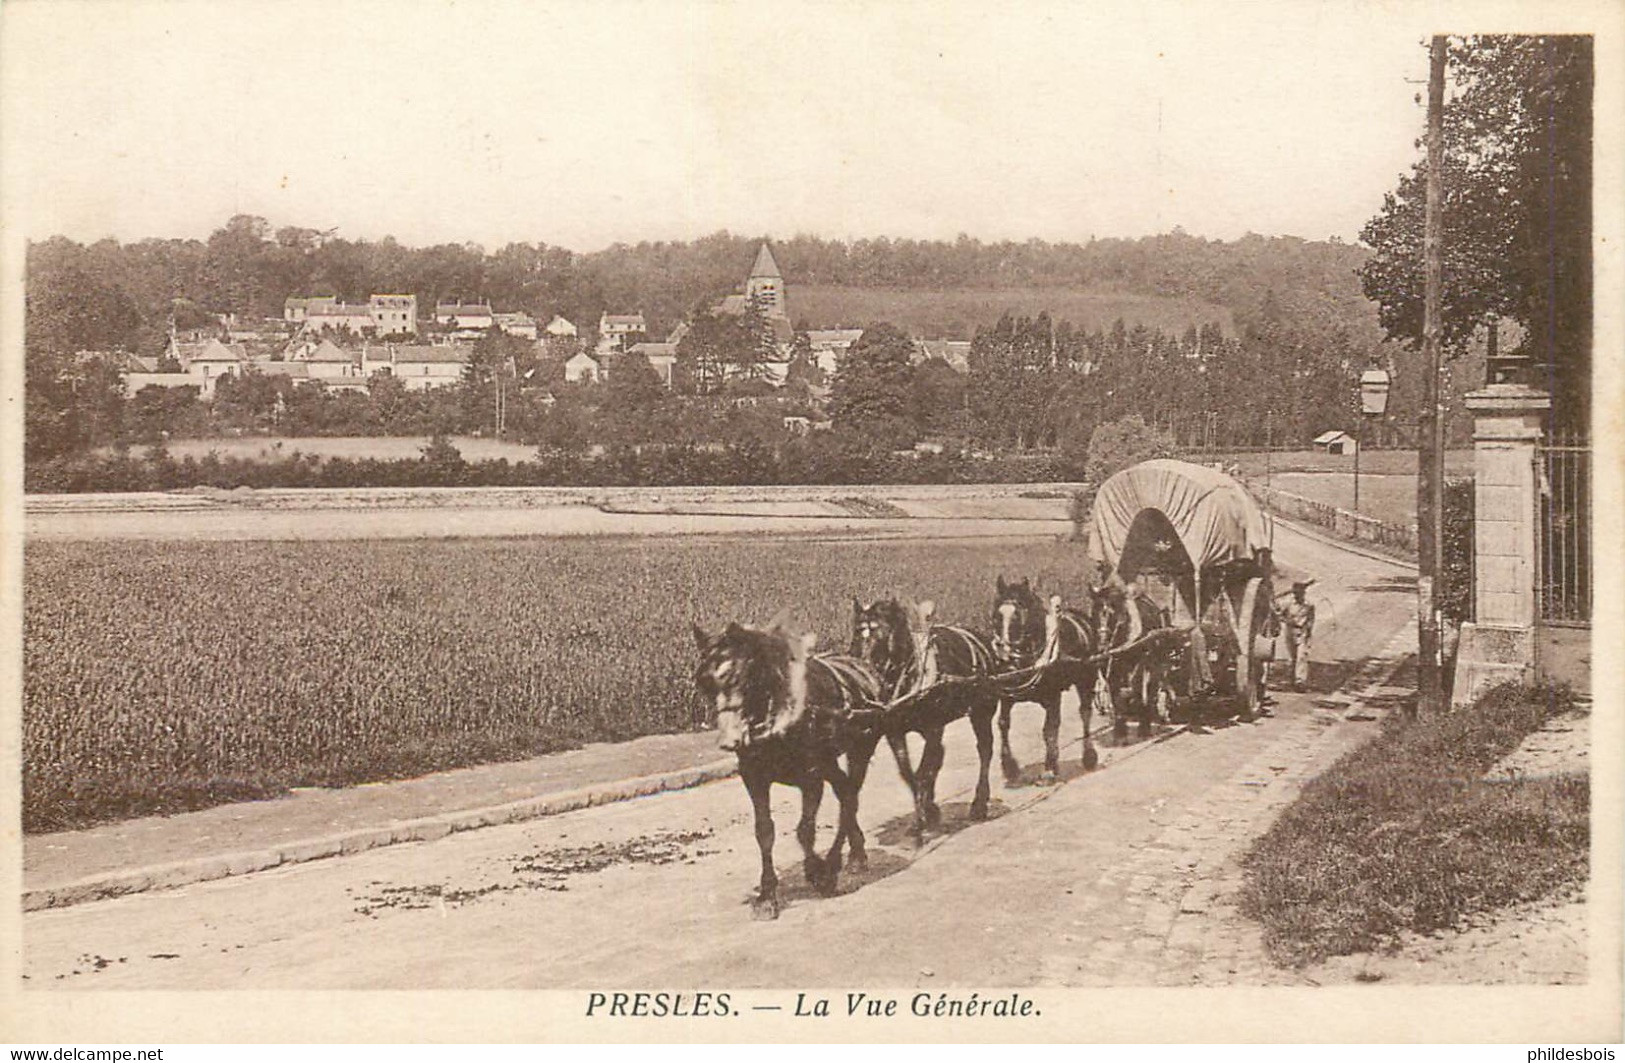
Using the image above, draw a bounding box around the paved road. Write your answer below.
[22,521,1416,989]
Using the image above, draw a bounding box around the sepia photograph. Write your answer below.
[2,0,1620,1046]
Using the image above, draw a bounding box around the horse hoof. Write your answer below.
[807,863,839,897]
[1112,721,1129,740]
[924,805,943,829]
[847,849,868,873]
[1000,759,1021,784]
[969,801,989,821]
[1082,746,1099,770]
[1038,771,1059,786]
[751,896,780,921]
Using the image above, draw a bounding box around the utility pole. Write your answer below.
[1417,34,1448,715]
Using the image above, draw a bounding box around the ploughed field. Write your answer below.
[24,534,1094,833]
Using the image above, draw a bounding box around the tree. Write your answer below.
[828,322,918,448]
[1082,415,1178,498]
[674,309,750,395]
[1358,35,1592,433]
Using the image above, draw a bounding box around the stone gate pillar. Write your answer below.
[1450,382,1550,707]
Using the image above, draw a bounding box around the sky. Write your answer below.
[0,0,1602,254]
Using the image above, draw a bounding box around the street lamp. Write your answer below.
[1356,368,1392,512]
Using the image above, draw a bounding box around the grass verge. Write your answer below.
[1240,683,1588,967]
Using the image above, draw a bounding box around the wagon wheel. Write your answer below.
[1236,575,1270,721]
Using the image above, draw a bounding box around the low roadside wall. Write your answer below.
[1242,480,1418,557]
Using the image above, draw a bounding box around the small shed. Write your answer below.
[1313,430,1358,455]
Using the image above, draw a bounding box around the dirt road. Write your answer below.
[22,522,1416,990]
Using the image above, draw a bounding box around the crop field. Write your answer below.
[24,534,1094,833]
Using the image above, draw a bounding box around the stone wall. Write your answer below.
[1241,480,1418,556]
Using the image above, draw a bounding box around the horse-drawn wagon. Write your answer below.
[1086,459,1280,723]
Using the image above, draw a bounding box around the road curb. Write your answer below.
[22,756,740,913]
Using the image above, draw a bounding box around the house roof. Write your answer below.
[807,329,864,346]
[252,359,311,378]
[565,350,600,365]
[714,294,748,315]
[392,344,471,364]
[600,313,646,328]
[305,339,358,363]
[1313,430,1353,444]
[192,339,247,362]
[630,342,677,358]
[917,339,972,371]
[750,243,781,279]
[308,306,372,321]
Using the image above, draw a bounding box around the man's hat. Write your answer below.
[1291,579,1314,590]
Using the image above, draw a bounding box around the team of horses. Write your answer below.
[692,574,1171,920]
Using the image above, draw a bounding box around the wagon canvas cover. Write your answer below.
[1087,459,1272,577]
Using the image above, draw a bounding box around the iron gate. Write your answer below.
[1537,432,1591,625]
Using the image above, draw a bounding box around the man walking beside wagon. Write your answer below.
[1276,580,1315,693]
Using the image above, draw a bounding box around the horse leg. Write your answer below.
[886,730,929,840]
[969,699,996,819]
[743,764,779,920]
[1041,692,1062,781]
[1075,666,1100,770]
[917,725,946,831]
[997,696,1021,783]
[797,776,836,896]
[821,756,859,884]
[1108,665,1129,739]
[838,738,876,871]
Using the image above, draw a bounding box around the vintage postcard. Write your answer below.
[1,0,1620,1046]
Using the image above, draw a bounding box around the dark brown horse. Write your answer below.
[850,598,1000,834]
[1089,582,1171,738]
[989,576,1101,780]
[692,619,883,920]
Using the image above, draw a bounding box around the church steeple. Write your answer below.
[745,242,786,319]
[749,242,782,280]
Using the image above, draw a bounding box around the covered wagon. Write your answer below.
[1086,459,1279,719]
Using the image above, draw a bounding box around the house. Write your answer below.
[296,338,364,379]
[435,302,495,330]
[123,371,199,398]
[250,359,312,382]
[597,313,647,354]
[284,296,335,323]
[565,350,604,384]
[627,341,678,388]
[915,339,972,373]
[367,343,471,390]
[370,294,418,336]
[544,315,577,337]
[305,300,376,335]
[135,337,246,398]
[494,311,538,339]
[806,328,864,375]
[1313,429,1358,455]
